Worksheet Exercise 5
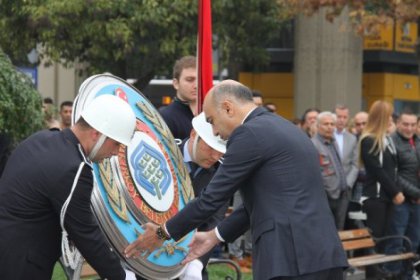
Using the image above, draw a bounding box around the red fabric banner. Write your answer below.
[197,0,213,113]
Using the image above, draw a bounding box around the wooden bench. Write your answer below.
[339,228,416,268]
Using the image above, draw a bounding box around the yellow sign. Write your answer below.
[395,22,418,53]
[363,22,394,51]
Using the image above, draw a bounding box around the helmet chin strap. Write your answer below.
[191,135,200,162]
[88,134,107,161]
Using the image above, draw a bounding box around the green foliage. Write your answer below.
[0,0,284,86]
[213,0,282,74]
[0,49,43,145]
[208,261,253,280]
[52,261,254,280]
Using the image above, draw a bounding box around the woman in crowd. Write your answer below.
[359,101,405,242]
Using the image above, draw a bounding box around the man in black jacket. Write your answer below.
[386,111,420,278]
[159,56,197,141]
[0,95,136,280]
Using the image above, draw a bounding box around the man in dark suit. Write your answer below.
[178,112,227,280]
[0,95,136,280]
[126,80,348,280]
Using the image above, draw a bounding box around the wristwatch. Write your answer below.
[156,224,171,241]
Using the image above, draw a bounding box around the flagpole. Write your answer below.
[197,0,213,114]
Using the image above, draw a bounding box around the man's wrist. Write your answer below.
[156,224,171,240]
[214,227,225,242]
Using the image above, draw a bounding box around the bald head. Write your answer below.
[206,80,253,106]
[354,111,368,135]
[203,80,256,140]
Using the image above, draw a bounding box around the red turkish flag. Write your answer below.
[115,88,128,103]
[197,0,213,113]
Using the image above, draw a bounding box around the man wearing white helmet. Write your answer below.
[178,112,227,280]
[0,94,136,280]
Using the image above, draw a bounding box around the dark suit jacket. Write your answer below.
[167,108,348,280]
[0,129,125,280]
[391,132,420,200]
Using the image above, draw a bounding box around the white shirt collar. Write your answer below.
[241,107,258,124]
[183,139,192,164]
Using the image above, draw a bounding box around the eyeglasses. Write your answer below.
[355,122,366,126]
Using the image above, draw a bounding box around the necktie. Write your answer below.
[409,138,415,149]
[189,162,199,178]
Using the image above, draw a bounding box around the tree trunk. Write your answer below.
[294,6,363,117]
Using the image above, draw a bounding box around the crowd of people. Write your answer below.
[297,102,420,279]
[0,54,419,280]
[153,55,419,279]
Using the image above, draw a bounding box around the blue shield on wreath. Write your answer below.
[130,141,171,200]
[71,74,195,280]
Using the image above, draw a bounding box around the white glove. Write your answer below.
[179,259,203,280]
[124,269,137,280]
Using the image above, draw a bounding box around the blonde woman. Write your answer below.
[359,101,405,243]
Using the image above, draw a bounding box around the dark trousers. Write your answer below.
[327,190,349,230]
[362,198,394,278]
[383,202,420,277]
[271,267,344,280]
[362,198,394,248]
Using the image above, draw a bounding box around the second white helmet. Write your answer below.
[192,112,226,153]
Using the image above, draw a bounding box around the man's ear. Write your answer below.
[221,100,234,117]
[91,129,101,142]
[173,78,179,91]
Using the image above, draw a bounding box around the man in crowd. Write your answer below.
[353,111,368,138]
[179,112,228,280]
[385,111,420,278]
[159,56,197,140]
[264,103,277,113]
[348,111,369,217]
[125,80,348,280]
[301,108,320,138]
[333,105,358,229]
[251,90,263,107]
[312,112,349,230]
[59,101,73,130]
[0,95,136,280]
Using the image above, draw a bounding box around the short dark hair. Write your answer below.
[252,90,262,98]
[60,101,73,110]
[301,108,320,122]
[75,116,92,129]
[398,109,415,120]
[334,104,349,112]
[172,56,196,80]
[43,97,53,104]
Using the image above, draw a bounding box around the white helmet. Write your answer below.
[81,94,136,146]
[192,112,226,153]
